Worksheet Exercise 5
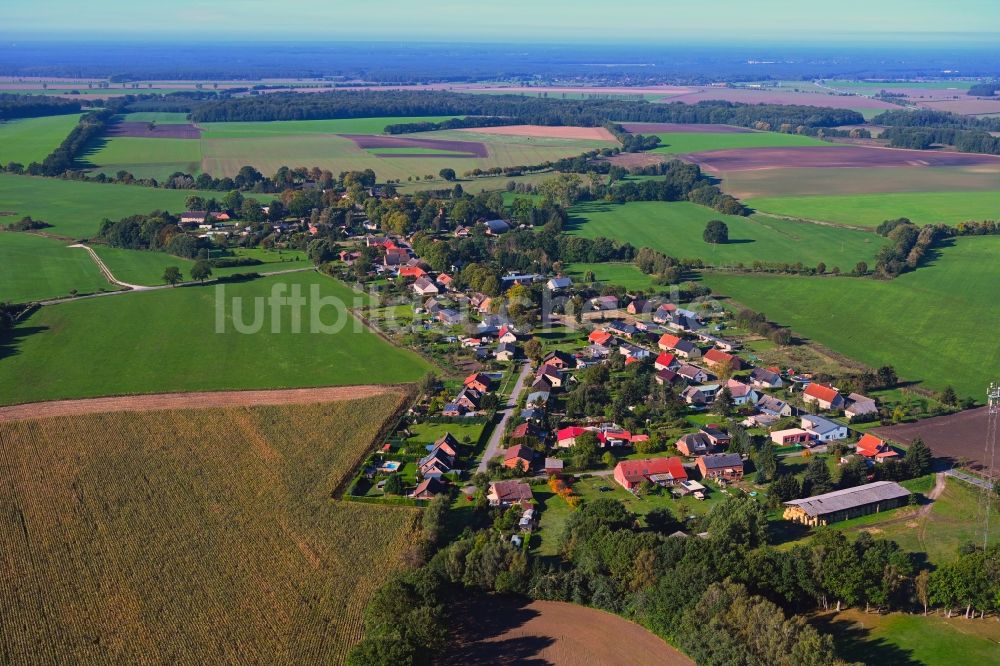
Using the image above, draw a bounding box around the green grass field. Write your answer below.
[565,262,659,291]
[567,201,885,268]
[0,233,111,302]
[0,114,80,166]
[0,174,213,238]
[651,131,828,154]
[722,166,1000,199]
[0,272,431,405]
[704,236,1000,397]
[92,246,312,286]
[122,112,193,124]
[199,116,460,139]
[80,136,203,180]
[748,191,1000,227]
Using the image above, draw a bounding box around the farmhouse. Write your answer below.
[703,348,742,371]
[556,426,591,448]
[846,392,879,419]
[412,276,440,296]
[770,428,815,446]
[487,480,533,506]
[676,432,713,456]
[803,383,845,411]
[503,444,535,471]
[697,453,744,482]
[856,433,900,462]
[614,457,687,491]
[801,414,849,442]
[783,481,911,526]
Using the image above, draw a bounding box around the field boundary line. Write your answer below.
[0,384,412,422]
[752,211,873,232]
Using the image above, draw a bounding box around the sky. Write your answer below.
[4,0,1000,43]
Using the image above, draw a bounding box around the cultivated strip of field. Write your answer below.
[703,236,1000,398]
[0,113,81,165]
[0,384,401,422]
[0,395,419,664]
[721,166,1000,198]
[651,131,828,154]
[872,407,991,470]
[457,124,618,141]
[685,145,1000,172]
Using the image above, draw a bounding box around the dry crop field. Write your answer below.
[0,393,418,664]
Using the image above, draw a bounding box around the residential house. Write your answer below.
[454,388,482,412]
[676,432,713,457]
[703,348,743,371]
[658,333,701,359]
[700,424,732,448]
[845,393,879,419]
[723,378,759,406]
[424,297,442,314]
[597,427,632,447]
[509,421,545,446]
[803,383,845,411]
[682,384,719,406]
[410,477,449,499]
[418,447,454,479]
[591,295,619,311]
[697,332,740,352]
[664,311,702,333]
[544,457,564,475]
[464,372,493,394]
[614,457,688,491]
[655,368,681,386]
[783,481,910,526]
[556,426,591,448]
[497,325,518,344]
[618,343,651,361]
[398,265,426,279]
[536,366,564,389]
[757,394,794,417]
[770,428,815,446]
[436,308,462,326]
[432,433,460,458]
[654,352,676,371]
[442,403,463,417]
[697,453,744,482]
[436,273,454,289]
[626,299,650,315]
[801,414,849,442]
[588,329,614,346]
[519,507,537,533]
[487,480,533,506]
[652,303,677,324]
[546,276,573,291]
[495,342,516,362]
[750,367,784,389]
[856,433,900,462]
[541,350,574,370]
[412,276,440,296]
[608,321,638,339]
[677,363,710,384]
[525,390,550,408]
[503,444,535,471]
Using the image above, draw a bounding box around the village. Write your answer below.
[340,212,930,555]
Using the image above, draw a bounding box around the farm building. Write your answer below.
[803,383,845,411]
[703,348,742,371]
[697,453,744,482]
[614,457,687,491]
[782,481,911,526]
[846,392,879,419]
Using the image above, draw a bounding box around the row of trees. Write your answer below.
[0,94,82,120]
[873,218,951,278]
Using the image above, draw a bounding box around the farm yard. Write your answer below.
[0,113,81,165]
[704,236,1000,398]
[0,173,213,237]
[0,233,113,302]
[0,272,432,405]
[566,200,885,268]
[0,394,418,664]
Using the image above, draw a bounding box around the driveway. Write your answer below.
[476,361,532,473]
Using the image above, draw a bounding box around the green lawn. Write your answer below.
[651,131,828,155]
[703,236,1000,398]
[92,246,312,286]
[567,201,885,268]
[0,114,80,166]
[816,608,1000,666]
[405,421,485,447]
[748,191,1000,227]
[0,174,214,238]
[81,136,203,180]
[199,116,461,139]
[0,233,111,302]
[0,272,432,405]
[565,262,659,291]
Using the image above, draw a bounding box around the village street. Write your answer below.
[476,361,533,473]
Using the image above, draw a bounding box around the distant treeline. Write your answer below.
[187,90,864,128]
[37,108,115,176]
[873,109,1000,132]
[881,126,1000,154]
[0,94,82,120]
[967,81,1000,97]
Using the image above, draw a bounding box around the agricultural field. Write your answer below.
[566,200,886,268]
[0,174,212,237]
[0,233,112,302]
[650,130,828,155]
[703,236,1000,398]
[0,272,432,405]
[92,245,312,286]
[721,166,1000,198]
[80,135,203,179]
[565,262,660,291]
[0,395,419,664]
[0,113,80,165]
[747,190,1000,227]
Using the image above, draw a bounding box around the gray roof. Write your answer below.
[801,414,844,434]
[784,481,910,517]
[700,453,743,469]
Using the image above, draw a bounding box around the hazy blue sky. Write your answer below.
[5,0,1000,43]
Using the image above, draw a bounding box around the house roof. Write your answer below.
[677,432,712,451]
[699,453,743,470]
[464,372,492,388]
[856,433,894,457]
[544,457,564,469]
[784,481,909,517]
[616,457,687,484]
[801,414,843,434]
[548,276,573,289]
[704,348,736,366]
[510,422,539,439]
[411,477,449,497]
[658,333,681,349]
[557,426,590,441]
[656,368,678,384]
[804,382,841,404]
[504,444,535,462]
[413,276,438,291]
[724,378,753,398]
[655,351,675,366]
[751,367,781,384]
[490,480,533,502]
[588,330,613,345]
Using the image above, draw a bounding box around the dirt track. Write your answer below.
[0,385,404,422]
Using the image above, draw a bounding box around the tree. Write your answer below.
[703,219,729,244]
[715,386,734,417]
[753,444,778,483]
[915,568,931,615]
[383,473,405,496]
[162,266,182,286]
[854,261,868,275]
[602,451,617,469]
[523,339,543,364]
[905,437,933,478]
[572,431,601,469]
[802,457,833,496]
[940,386,958,406]
[769,473,801,502]
[876,365,898,389]
[190,260,213,282]
[837,456,869,489]
[438,168,456,181]
[645,506,682,534]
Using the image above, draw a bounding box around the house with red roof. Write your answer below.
[556,426,592,448]
[588,329,613,346]
[703,348,742,371]
[436,273,453,288]
[855,434,899,462]
[654,352,676,371]
[614,457,687,491]
[399,265,427,279]
[503,444,535,471]
[803,383,845,411]
[657,333,701,359]
[464,372,493,394]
